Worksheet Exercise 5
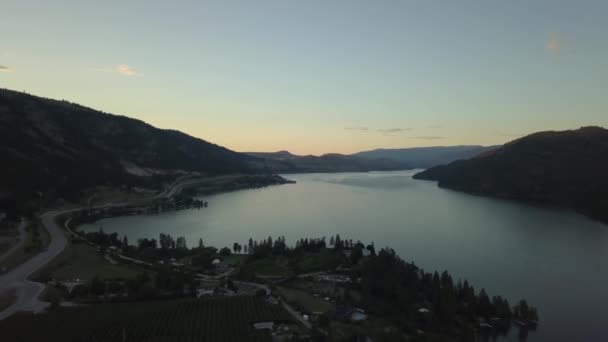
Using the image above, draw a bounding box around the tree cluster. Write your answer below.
[355,248,538,337]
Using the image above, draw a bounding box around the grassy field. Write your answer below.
[220,253,247,266]
[278,286,335,314]
[0,220,50,273]
[242,258,290,277]
[240,251,343,278]
[0,296,293,342]
[293,251,343,273]
[33,242,144,282]
[330,318,402,341]
[82,186,152,206]
[0,288,16,312]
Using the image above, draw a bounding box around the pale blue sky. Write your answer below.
[1,1,607,154]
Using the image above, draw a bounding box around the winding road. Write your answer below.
[0,210,73,319]
[0,176,202,320]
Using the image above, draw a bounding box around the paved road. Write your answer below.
[0,176,203,320]
[0,220,27,266]
[0,210,73,319]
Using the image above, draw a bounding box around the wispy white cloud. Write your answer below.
[545,33,561,55]
[409,136,444,140]
[344,126,369,133]
[545,32,576,58]
[377,128,411,134]
[0,65,11,73]
[115,64,138,76]
[92,64,140,77]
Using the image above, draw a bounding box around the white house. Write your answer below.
[253,322,274,331]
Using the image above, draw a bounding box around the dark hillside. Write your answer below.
[414,127,608,223]
[0,89,254,216]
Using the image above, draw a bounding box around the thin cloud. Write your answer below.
[545,33,561,54]
[427,124,443,129]
[409,136,445,140]
[545,32,574,57]
[0,65,11,73]
[115,64,138,76]
[345,127,369,133]
[377,128,411,134]
[92,64,140,77]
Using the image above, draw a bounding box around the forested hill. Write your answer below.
[414,127,608,223]
[0,89,256,215]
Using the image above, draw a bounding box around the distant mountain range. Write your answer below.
[414,127,608,223]
[0,89,257,214]
[246,145,498,173]
[352,145,498,169]
[247,151,408,173]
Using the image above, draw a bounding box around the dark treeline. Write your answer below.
[354,248,538,339]
[241,235,538,340]
[243,234,375,260]
[78,228,539,340]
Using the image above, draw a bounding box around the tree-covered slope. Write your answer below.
[414,127,608,223]
[0,89,255,214]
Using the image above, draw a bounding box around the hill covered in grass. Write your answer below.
[414,127,608,223]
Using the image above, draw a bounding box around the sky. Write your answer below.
[1,1,607,155]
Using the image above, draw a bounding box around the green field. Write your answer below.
[0,220,50,273]
[293,251,343,273]
[0,288,16,312]
[220,253,247,266]
[0,296,293,342]
[242,258,290,277]
[278,286,335,314]
[33,242,144,282]
[241,251,343,278]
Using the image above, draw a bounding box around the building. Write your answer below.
[334,306,368,322]
[252,322,274,331]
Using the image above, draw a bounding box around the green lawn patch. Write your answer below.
[35,243,144,282]
[278,286,335,314]
[243,258,289,277]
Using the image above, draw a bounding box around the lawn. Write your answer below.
[0,220,50,273]
[294,251,343,273]
[0,288,16,312]
[243,258,290,277]
[35,242,144,281]
[220,253,247,266]
[83,186,152,206]
[278,286,335,314]
[330,318,401,341]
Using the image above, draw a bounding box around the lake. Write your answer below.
[80,170,608,341]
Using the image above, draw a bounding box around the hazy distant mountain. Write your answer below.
[246,151,409,173]
[0,89,257,214]
[414,127,608,223]
[351,145,498,169]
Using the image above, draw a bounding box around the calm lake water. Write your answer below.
[81,171,608,342]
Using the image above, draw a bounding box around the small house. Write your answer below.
[253,322,274,331]
[334,306,368,322]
